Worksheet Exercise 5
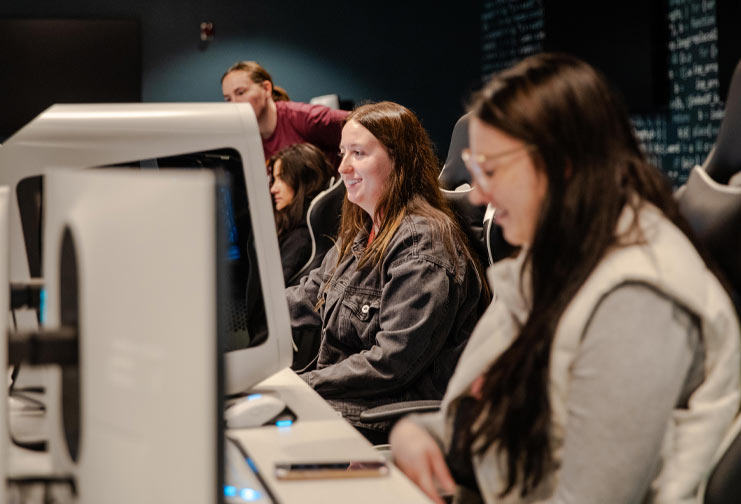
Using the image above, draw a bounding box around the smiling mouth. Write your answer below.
[345,178,362,186]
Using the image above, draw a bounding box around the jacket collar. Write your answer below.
[487,249,532,328]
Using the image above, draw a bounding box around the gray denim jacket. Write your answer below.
[286,212,484,429]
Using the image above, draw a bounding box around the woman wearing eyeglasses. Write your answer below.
[390,53,740,503]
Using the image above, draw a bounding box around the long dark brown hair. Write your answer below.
[268,143,332,236]
[462,53,702,497]
[221,60,290,102]
[335,101,481,284]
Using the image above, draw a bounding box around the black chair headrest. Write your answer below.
[439,113,472,190]
[288,178,345,285]
[703,59,741,184]
[441,188,488,269]
[676,166,741,303]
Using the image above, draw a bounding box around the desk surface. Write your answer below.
[227,368,432,503]
[8,367,432,503]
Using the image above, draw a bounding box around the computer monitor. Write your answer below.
[42,169,223,504]
[0,103,293,396]
[118,147,271,353]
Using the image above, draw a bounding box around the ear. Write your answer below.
[261,80,273,96]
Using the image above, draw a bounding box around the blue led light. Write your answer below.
[246,457,258,473]
[239,488,262,501]
[246,394,262,401]
[275,419,293,427]
[224,485,237,497]
[39,288,47,324]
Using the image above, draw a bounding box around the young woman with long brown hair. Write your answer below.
[390,54,740,503]
[267,142,333,285]
[286,101,489,444]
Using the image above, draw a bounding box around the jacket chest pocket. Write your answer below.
[340,293,381,349]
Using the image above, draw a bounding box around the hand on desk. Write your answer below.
[390,419,455,504]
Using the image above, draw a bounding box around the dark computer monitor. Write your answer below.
[108,148,271,355]
[14,151,269,348]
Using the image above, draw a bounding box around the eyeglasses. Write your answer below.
[461,145,535,191]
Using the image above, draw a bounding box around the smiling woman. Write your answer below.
[390,53,740,504]
[285,101,489,444]
[338,119,393,220]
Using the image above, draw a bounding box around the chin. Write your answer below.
[346,195,360,207]
[502,229,523,247]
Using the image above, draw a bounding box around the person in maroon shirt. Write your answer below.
[221,61,348,170]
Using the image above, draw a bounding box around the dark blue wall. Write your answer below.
[0,1,481,157]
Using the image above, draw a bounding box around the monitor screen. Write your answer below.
[13,148,272,354]
[134,148,270,354]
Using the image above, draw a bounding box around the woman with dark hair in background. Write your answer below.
[286,101,489,444]
[268,142,333,285]
[390,53,740,503]
[221,61,348,169]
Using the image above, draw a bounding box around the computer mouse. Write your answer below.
[225,393,287,429]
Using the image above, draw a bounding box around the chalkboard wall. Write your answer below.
[481,0,728,187]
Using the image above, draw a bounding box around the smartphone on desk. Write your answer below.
[274,460,389,480]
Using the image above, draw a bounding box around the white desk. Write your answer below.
[7,367,432,503]
[228,368,432,503]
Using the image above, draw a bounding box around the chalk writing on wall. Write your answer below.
[481,0,724,187]
[634,0,723,185]
[481,0,544,81]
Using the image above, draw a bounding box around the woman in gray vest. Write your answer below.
[390,54,740,504]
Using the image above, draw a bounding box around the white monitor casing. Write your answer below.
[0,102,293,394]
[43,170,220,504]
[0,103,293,484]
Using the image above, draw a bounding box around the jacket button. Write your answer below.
[361,304,370,314]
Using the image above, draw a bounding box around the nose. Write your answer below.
[270,182,278,194]
[338,153,351,174]
[468,184,491,206]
